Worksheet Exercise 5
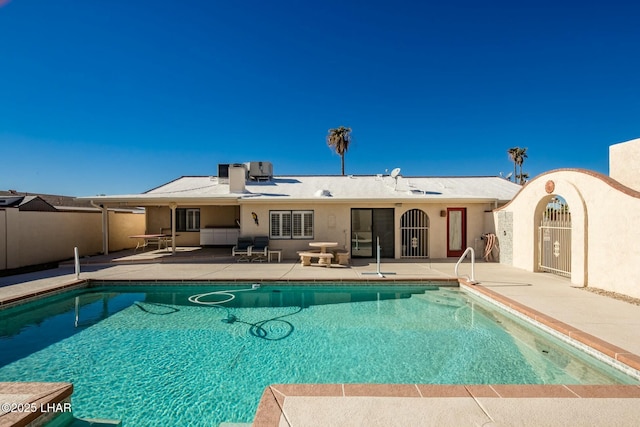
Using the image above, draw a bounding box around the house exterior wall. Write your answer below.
[146,206,171,235]
[0,209,144,271]
[141,201,502,260]
[146,206,200,246]
[494,169,640,298]
[395,203,498,259]
[200,206,240,229]
[237,202,352,259]
[609,138,640,191]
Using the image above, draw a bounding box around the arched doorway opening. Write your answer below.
[400,209,429,258]
[538,195,571,278]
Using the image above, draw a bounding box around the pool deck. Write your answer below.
[2,248,640,426]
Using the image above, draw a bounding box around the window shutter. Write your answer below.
[282,212,292,237]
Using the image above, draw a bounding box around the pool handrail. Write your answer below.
[454,247,477,284]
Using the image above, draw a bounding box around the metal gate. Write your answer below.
[538,197,571,277]
[400,209,429,258]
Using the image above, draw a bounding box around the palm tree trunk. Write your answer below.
[519,164,524,184]
[341,155,345,176]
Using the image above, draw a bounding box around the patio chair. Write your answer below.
[250,236,269,262]
[232,236,253,262]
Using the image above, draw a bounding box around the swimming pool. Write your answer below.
[1,282,637,426]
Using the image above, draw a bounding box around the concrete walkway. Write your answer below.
[2,250,640,426]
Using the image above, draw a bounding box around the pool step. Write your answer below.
[417,291,466,308]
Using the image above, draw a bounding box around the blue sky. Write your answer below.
[1,0,638,196]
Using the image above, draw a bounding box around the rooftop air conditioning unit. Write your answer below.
[246,161,273,181]
[217,164,230,183]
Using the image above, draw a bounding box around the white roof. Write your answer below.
[86,174,522,204]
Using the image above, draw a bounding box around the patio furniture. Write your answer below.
[327,247,350,265]
[232,236,253,262]
[130,234,169,252]
[297,251,334,267]
[308,241,338,265]
[250,236,270,262]
[336,251,350,265]
[267,249,282,263]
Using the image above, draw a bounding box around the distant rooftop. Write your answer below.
[0,190,95,209]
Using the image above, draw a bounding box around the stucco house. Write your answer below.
[82,138,640,298]
[86,162,521,260]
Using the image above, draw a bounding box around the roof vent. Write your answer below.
[314,189,332,197]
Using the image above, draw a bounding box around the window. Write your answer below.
[270,211,291,238]
[293,211,313,238]
[175,208,200,231]
[270,210,313,239]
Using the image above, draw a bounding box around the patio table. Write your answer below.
[308,241,338,265]
[129,234,173,252]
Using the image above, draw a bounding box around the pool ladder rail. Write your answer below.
[454,247,478,284]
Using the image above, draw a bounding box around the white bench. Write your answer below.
[298,251,334,267]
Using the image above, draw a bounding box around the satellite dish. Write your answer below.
[499,172,513,180]
[390,167,401,190]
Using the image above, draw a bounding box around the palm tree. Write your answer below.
[507,147,519,182]
[516,171,529,185]
[507,147,528,184]
[515,147,528,184]
[327,126,352,175]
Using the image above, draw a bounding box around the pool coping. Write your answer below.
[0,382,73,427]
[252,383,640,426]
[0,280,87,309]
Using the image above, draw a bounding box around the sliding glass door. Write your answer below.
[351,209,373,257]
[351,208,394,258]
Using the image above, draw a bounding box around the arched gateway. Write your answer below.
[538,196,571,278]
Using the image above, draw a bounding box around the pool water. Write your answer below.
[0,283,636,426]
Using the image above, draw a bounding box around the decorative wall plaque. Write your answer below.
[545,180,555,194]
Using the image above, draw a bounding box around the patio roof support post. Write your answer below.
[169,202,177,255]
[103,205,109,255]
[91,201,109,255]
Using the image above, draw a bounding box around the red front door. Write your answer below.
[447,208,466,257]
